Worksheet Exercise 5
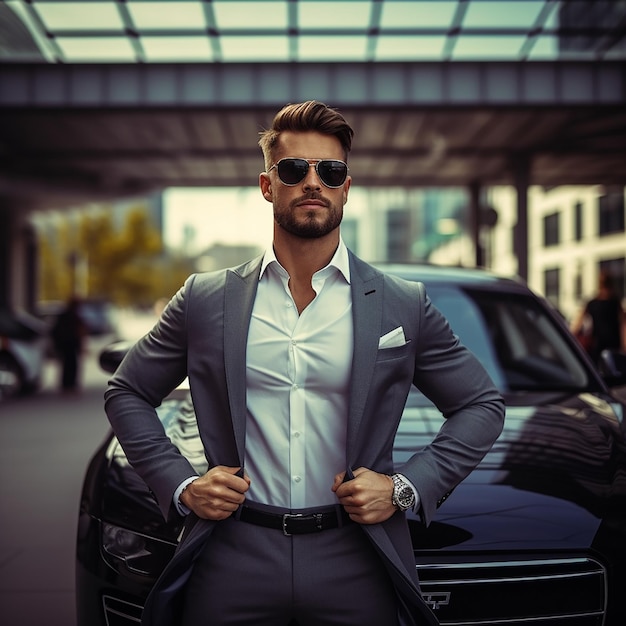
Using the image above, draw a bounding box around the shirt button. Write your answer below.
[291,339,297,345]
[293,431,301,438]
[292,383,299,390]
[293,476,302,483]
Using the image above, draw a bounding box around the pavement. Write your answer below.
[0,313,156,626]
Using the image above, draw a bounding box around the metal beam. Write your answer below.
[1,61,624,109]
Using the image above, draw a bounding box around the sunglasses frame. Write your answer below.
[268,158,349,189]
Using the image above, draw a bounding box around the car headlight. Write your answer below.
[101,522,174,577]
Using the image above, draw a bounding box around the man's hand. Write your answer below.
[180,465,250,520]
[332,467,396,524]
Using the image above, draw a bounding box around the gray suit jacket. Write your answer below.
[105,251,505,626]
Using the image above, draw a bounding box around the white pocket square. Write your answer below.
[378,326,406,349]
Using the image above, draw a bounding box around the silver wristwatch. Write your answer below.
[391,473,416,511]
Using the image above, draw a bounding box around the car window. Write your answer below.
[426,286,589,392]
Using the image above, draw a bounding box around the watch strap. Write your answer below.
[391,473,416,511]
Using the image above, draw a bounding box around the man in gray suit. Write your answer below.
[105,100,505,626]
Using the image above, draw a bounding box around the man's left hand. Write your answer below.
[332,467,396,524]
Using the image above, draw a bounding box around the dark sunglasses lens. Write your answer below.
[277,159,309,185]
[318,161,348,187]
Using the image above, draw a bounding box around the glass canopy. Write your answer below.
[4,0,625,63]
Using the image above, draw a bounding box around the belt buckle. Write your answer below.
[282,512,324,536]
[282,513,303,536]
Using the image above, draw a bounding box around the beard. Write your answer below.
[274,193,343,239]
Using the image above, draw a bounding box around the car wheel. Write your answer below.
[0,353,24,400]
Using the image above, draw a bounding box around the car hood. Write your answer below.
[101,389,626,551]
[398,389,626,552]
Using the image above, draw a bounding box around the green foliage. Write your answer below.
[38,204,193,307]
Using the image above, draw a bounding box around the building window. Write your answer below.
[543,212,560,247]
[544,267,560,309]
[598,189,625,236]
[386,208,412,262]
[341,218,358,255]
[574,202,583,241]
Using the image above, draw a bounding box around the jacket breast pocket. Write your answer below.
[376,340,412,362]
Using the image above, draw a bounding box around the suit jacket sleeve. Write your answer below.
[402,283,505,525]
[104,274,199,521]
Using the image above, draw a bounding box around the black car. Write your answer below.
[76,264,626,626]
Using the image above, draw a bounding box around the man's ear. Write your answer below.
[259,173,273,202]
[342,177,352,204]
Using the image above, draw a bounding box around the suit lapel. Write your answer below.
[222,252,385,466]
[347,254,383,461]
[223,257,262,465]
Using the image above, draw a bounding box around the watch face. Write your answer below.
[398,486,414,507]
[392,475,415,510]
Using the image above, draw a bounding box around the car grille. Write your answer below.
[99,557,605,625]
[416,557,606,626]
[102,595,142,626]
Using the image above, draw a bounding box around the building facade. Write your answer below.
[488,185,626,322]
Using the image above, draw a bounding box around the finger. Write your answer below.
[213,467,250,494]
[207,465,241,475]
[333,481,352,499]
[331,471,346,492]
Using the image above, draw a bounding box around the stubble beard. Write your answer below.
[274,194,343,239]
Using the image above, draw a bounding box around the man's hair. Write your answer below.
[258,100,354,170]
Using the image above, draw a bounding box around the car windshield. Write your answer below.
[425,286,589,393]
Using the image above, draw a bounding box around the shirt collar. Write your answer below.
[259,238,351,284]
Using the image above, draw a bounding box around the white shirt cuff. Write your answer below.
[173,476,198,516]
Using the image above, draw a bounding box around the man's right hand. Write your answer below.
[180,465,250,520]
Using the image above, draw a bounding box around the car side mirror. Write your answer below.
[99,340,134,374]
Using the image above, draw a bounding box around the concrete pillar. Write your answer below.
[0,196,39,312]
[468,180,483,267]
[0,201,11,308]
[512,156,530,281]
[23,223,38,311]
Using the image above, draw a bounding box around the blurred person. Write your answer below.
[51,296,85,391]
[105,101,505,626]
[572,271,626,364]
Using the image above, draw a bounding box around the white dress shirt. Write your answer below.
[174,240,420,514]
[244,240,353,508]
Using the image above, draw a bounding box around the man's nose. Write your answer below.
[302,163,322,190]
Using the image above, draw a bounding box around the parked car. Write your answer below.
[38,298,117,337]
[76,264,626,626]
[37,298,118,357]
[0,308,47,400]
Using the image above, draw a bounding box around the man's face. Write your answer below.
[259,131,351,239]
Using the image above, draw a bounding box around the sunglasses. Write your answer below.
[268,158,349,189]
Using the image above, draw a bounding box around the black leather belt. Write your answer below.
[239,505,351,536]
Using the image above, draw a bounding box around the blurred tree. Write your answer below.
[81,207,162,300]
[38,204,194,307]
[38,218,75,301]
[38,228,65,302]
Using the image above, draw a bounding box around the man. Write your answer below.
[105,100,505,626]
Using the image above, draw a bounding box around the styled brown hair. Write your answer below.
[258,101,354,171]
